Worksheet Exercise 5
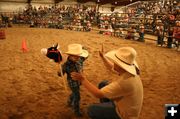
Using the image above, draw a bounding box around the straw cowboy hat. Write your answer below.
[65,44,89,58]
[105,47,139,76]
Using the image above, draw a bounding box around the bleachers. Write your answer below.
[0,2,179,51]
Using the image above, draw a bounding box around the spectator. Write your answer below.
[173,21,180,50]
[138,25,145,42]
[156,25,164,46]
[167,27,174,48]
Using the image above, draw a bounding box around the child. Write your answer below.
[138,25,145,42]
[58,44,88,117]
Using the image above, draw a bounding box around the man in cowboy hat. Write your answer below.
[58,43,88,117]
[71,46,143,119]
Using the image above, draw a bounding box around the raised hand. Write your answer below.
[99,43,104,58]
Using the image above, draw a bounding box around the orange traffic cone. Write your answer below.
[0,29,6,40]
[21,39,28,52]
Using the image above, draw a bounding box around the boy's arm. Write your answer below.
[80,57,86,62]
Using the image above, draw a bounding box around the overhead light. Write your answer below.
[173,0,177,4]
[115,2,117,4]
[130,0,132,2]
[97,0,100,2]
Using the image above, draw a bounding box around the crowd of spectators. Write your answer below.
[10,4,96,31]
[0,0,179,50]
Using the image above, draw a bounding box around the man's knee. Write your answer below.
[87,105,94,118]
[98,80,109,89]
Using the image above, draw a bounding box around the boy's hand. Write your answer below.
[57,71,62,77]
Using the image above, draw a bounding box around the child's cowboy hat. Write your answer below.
[105,47,139,76]
[65,44,89,58]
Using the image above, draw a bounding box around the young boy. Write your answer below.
[58,44,88,117]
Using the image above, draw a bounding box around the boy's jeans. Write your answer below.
[88,102,120,119]
[68,88,81,114]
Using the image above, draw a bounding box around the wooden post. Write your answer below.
[59,63,68,92]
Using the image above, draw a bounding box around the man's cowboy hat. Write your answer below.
[65,44,88,58]
[105,47,139,76]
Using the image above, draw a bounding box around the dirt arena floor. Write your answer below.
[0,27,180,119]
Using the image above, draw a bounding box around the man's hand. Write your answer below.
[99,51,104,58]
[71,72,85,82]
[99,43,104,58]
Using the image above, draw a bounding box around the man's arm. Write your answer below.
[71,72,105,98]
[99,44,113,70]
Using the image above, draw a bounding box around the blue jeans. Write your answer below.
[98,80,111,103]
[68,87,81,114]
[87,80,121,119]
[87,102,120,119]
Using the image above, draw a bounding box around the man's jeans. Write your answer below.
[87,80,121,119]
[87,102,120,119]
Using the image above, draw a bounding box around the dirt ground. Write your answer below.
[0,27,179,119]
